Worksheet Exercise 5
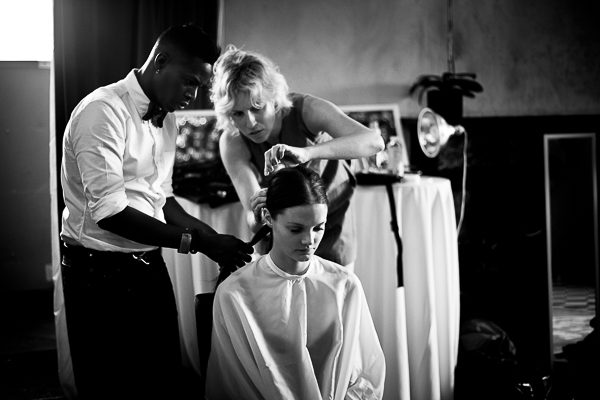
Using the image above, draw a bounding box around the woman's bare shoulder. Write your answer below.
[220,128,249,157]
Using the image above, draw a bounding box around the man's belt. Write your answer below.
[61,242,160,266]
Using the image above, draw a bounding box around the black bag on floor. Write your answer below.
[455,318,551,400]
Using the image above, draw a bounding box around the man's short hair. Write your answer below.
[156,24,220,65]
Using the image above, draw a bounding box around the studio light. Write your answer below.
[417,107,468,234]
[417,107,465,158]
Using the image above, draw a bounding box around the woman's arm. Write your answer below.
[303,95,385,158]
[263,95,385,175]
[220,130,264,228]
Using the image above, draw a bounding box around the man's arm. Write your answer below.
[98,204,252,268]
[96,196,220,247]
[162,196,217,235]
[97,206,187,249]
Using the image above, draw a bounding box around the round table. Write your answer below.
[352,176,460,400]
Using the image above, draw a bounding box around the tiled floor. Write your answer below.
[552,285,597,355]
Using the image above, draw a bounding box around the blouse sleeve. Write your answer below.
[205,286,266,400]
[343,277,386,400]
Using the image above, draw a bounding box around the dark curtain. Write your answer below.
[53,0,220,231]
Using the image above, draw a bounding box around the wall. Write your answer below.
[0,62,52,291]
[222,0,600,117]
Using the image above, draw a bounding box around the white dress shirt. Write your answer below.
[206,254,386,400]
[60,69,177,252]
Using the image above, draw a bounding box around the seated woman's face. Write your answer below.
[229,91,277,143]
[270,203,328,264]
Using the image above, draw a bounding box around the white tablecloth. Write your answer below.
[54,176,459,400]
[352,176,460,400]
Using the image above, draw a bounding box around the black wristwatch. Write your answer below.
[178,228,193,254]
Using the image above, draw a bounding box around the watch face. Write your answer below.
[178,232,193,254]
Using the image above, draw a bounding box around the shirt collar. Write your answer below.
[265,254,311,279]
[123,69,152,120]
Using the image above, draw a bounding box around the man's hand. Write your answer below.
[192,233,253,270]
[264,144,310,175]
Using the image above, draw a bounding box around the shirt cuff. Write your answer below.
[89,191,129,223]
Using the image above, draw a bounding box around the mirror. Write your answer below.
[544,133,599,358]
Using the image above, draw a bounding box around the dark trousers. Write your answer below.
[61,243,182,399]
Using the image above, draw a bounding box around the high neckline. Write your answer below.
[265,254,311,279]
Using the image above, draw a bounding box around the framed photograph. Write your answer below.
[339,103,409,173]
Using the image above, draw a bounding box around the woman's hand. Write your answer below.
[264,144,310,175]
[249,188,268,224]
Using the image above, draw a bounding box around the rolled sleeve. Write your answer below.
[72,101,129,223]
[89,191,128,223]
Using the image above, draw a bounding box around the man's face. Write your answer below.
[153,56,212,112]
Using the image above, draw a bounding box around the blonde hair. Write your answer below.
[210,45,292,131]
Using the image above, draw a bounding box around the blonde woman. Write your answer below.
[210,46,384,267]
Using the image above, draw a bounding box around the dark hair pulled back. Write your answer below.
[266,165,327,219]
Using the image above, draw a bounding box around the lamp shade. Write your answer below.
[417,107,465,158]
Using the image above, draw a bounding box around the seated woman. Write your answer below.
[206,166,385,400]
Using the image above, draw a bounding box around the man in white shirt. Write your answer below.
[60,24,253,399]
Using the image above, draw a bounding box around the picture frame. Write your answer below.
[339,103,409,174]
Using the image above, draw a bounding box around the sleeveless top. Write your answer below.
[241,93,356,265]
